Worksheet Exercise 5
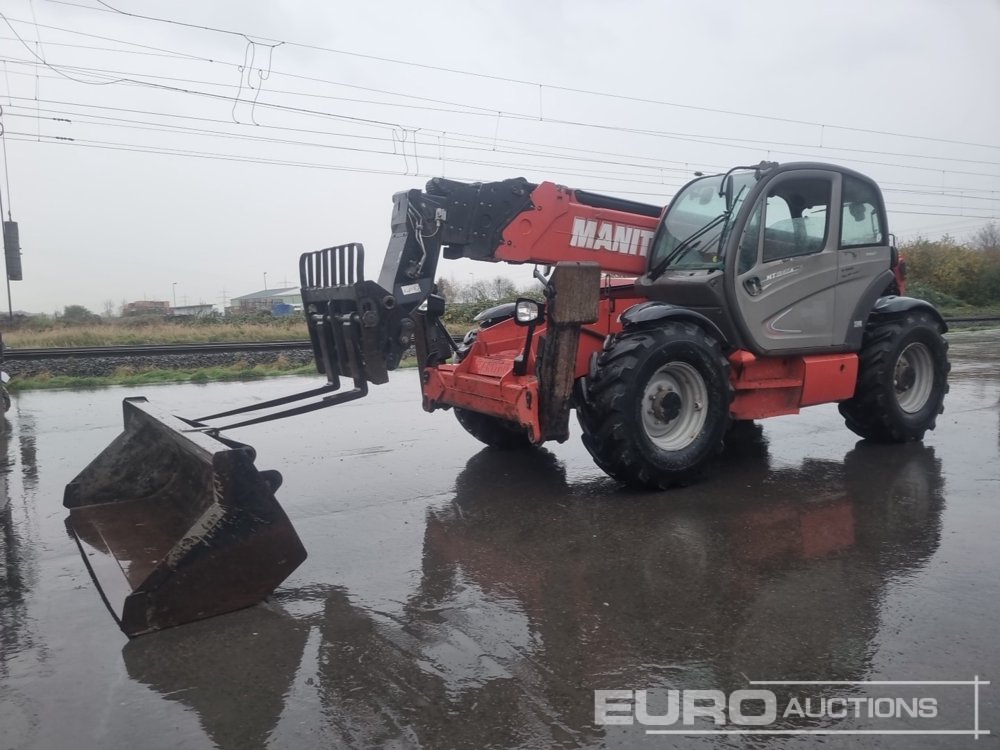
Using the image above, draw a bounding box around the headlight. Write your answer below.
[515,299,541,324]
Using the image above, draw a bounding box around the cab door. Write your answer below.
[733,169,842,354]
[833,174,893,344]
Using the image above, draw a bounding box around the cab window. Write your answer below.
[761,177,832,263]
[841,176,884,248]
[737,202,762,274]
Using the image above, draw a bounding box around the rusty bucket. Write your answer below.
[64,397,306,636]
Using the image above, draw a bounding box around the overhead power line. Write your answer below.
[9,132,997,222]
[0,34,210,62]
[3,19,1000,174]
[12,39,1000,175]
[7,91,1000,200]
[895,217,994,240]
[38,0,1000,154]
[4,33,990,176]
[2,128,696,190]
[7,99,1000,212]
[2,6,996,227]
[4,55,1000,185]
[1,17,218,61]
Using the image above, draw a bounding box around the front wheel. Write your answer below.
[577,322,732,489]
[839,310,950,442]
[454,407,534,450]
[453,324,534,450]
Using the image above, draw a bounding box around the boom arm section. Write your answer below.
[381,177,662,293]
[303,177,663,384]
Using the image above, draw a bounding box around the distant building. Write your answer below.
[172,304,215,318]
[122,300,170,316]
[229,287,302,314]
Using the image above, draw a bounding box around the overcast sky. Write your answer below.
[0,0,998,314]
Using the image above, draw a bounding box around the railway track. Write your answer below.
[2,318,997,361]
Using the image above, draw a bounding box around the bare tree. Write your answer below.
[436,277,457,301]
[488,276,518,300]
[443,275,528,305]
[102,299,116,319]
[971,222,1000,254]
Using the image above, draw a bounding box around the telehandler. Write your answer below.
[64,161,949,634]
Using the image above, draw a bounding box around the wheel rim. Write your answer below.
[894,342,935,414]
[640,361,709,451]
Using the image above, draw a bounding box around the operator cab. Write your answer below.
[637,161,893,355]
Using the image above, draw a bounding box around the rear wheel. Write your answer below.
[577,322,731,488]
[839,310,949,442]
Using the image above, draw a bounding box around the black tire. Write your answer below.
[454,407,534,450]
[725,419,762,443]
[453,324,534,450]
[577,322,732,489]
[839,310,950,443]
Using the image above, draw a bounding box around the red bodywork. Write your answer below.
[493,182,654,275]
[420,181,873,442]
[422,281,860,443]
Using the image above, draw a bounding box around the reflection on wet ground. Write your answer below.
[1,406,41,748]
[1,330,999,749]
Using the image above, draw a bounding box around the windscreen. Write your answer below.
[649,172,757,271]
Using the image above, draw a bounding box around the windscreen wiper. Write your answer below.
[649,213,728,280]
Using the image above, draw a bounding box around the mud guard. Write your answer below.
[866,295,948,332]
[621,301,730,347]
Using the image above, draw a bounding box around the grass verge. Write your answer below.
[7,357,418,392]
[9,361,317,392]
[4,320,309,348]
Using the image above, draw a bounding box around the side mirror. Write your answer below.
[513,298,543,375]
[514,298,543,326]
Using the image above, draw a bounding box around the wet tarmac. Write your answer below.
[1,329,999,749]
